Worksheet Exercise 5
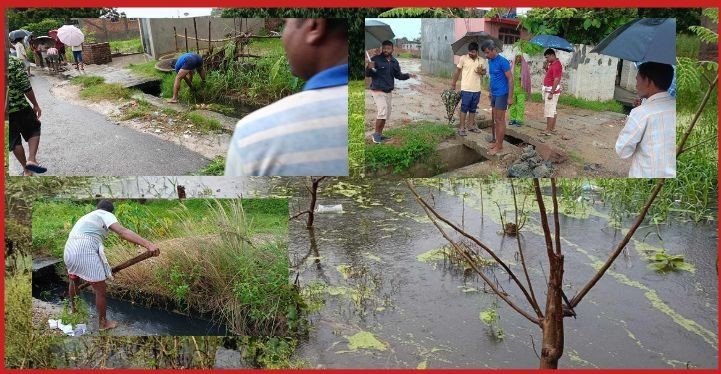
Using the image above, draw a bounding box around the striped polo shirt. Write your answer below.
[615,91,676,178]
[225,64,348,176]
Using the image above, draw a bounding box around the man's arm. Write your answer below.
[615,114,646,159]
[393,62,415,80]
[549,77,561,99]
[451,67,462,90]
[25,89,41,119]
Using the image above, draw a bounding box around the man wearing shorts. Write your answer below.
[541,49,562,136]
[451,42,485,136]
[168,52,206,103]
[480,41,513,155]
[8,56,46,176]
[366,40,416,144]
[47,46,60,73]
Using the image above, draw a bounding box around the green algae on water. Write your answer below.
[345,331,387,351]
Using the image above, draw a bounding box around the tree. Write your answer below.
[7,8,107,31]
[406,41,716,366]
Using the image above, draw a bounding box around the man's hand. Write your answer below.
[633,97,641,107]
[367,61,375,70]
[146,244,160,257]
[409,73,417,78]
[33,105,42,120]
[507,97,514,106]
[451,82,457,91]
[547,93,553,101]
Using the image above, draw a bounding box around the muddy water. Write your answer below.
[78,177,718,368]
[288,179,717,369]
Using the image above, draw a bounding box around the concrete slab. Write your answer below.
[460,129,518,159]
[62,55,160,89]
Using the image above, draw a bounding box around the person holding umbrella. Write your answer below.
[64,200,160,330]
[615,62,676,178]
[480,40,513,156]
[508,53,531,127]
[366,40,417,144]
[541,49,563,136]
[450,42,485,136]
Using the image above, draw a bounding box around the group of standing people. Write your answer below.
[11,33,84,76]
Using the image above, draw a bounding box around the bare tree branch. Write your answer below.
[511,180,542,318]
[532,179,556,260]
[571,74,718,308]
[550,179,562,257]
[678,136,717,155]
[406,179,542,323]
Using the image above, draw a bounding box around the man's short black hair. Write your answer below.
[97,199,115,213]
[468,42,479,52]
[544,48,556,56]
[381,40,393,47]
[480,40,496,52]
[637,62,674,91]
[326,18,347,37]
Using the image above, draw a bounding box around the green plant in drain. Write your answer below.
[479,300,504,341]
[59,296,90,326]
[647,250,695,273]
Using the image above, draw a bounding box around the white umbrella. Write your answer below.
[57,25,84,47]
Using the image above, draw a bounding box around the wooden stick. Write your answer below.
[184,28,189,53]
[193,18,200,54]
[173,26,178,52]
[78,250,159,290]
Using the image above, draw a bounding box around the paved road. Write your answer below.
[8,75,210,176]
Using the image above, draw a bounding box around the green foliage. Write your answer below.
[530,92,624,113]
[109,38,143,54]
[71,76,134,101]
[221,8,390,80]
[182,112,223,133]
[198,156,226,176]
[676,35,701,59]
[479,300,504,340]
[4,266,59,368]
[71,75,104,87]
[365,122,456,174]
[7,8,105,32]
[59,296,90,325]
[348,81,365,177]
[21,18,62,37]
[127,60,167,79]
[647,250,695,273]
[243,337,308,368]
[513,39,544,56]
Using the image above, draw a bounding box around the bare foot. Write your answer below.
[99,320,119,331]
[23,170,33,176]
[489,147,503,156]
[168,98,179,103]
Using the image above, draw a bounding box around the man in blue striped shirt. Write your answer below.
[225,19,348,176]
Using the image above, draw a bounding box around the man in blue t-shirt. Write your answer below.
[480,41,514,156]
[168,52,206,103]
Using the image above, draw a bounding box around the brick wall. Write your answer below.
[82,43,112,65]
[78,18,141,43]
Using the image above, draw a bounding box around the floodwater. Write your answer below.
[32,261,227,336]
[287,178,718,369]
[74,176,718,368]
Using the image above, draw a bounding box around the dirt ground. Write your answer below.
[364,57,633,177]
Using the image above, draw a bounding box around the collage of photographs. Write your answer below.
[3,6,718,370]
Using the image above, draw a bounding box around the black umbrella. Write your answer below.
[590,18,676,65]
[34,36,56,48]
[9,29,31,42]
[451,32,503,58]
[365,20,395,51]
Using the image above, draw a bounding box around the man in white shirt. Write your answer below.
[13,38,32,76]
[615,62,676,178]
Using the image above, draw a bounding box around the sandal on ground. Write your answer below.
[469,128,481,133]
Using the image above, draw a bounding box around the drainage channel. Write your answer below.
[32,259,228,336]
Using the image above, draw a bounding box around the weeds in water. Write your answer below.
[479,300,504,341]
[646,250,695,273]
[365,122,456,174]
[59,296,90,326]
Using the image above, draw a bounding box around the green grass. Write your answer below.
[71,75,133,101]
[109,38,143,54]
[348,80,365,177]
[127,60,168,80]
[365,122,456,174]
[677,34,701,59]
[530,92,624,113]
[121,99,153,120]
[198,156,226,176]
[32,199,288,258]
[182,111,223,133]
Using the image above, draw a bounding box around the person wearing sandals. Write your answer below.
[64,200,160,331]
[71,44,85,71]
[509,54,531,127]
[451,42,485,137]
[541,49,562,136]
[8,55,47,176]
[480,41,513,156]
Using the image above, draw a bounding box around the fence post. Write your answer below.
[173,26,179,52]
[208,20,211,54]
[193,17,200,53]
[184,27,189,52]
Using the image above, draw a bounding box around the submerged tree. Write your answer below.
[290,177,327,228]
[406,45,716,367]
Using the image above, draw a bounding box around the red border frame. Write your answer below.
[1,3,719,373]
